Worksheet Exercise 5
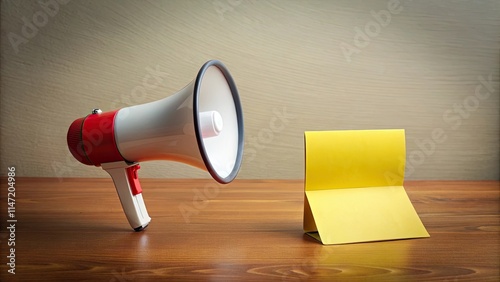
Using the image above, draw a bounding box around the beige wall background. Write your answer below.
[1,0,499,180]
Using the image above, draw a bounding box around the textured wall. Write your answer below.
[1,0,499,180]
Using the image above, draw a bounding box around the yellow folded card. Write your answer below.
[304,129,429,245]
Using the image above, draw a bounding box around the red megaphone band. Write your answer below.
[67,109,124,166]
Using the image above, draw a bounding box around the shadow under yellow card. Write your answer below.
[303,129,429,245]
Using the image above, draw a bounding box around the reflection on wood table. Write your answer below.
[0,178,498,281]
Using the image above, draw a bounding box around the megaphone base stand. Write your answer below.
[101,161,152,231]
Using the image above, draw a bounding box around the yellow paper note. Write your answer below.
[303,129,429,245]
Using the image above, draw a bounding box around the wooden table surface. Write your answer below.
[0,178,498,281]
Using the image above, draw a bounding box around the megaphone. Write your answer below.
[66,60,244,231]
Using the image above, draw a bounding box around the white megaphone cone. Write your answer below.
[67,60,244,231]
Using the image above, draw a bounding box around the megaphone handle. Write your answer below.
[101,161,151,231]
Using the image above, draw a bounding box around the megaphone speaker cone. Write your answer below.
[194,60,244,183]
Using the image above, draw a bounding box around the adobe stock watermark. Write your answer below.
[178,182,222,223]
[51,64,169,180]
[109,267,135,282]
[385,71,496,183]
[245,106,295,162]
[6,167,17,275]
[7,0,71,54]
[340,0,411,63]
[177,106,294,223]
[109,65,170,119]
[281,246,336,281]
[213,0,244,21]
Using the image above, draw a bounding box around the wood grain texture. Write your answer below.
[0,0,499,180]
[0,178,498,281]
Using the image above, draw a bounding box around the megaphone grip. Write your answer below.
[102,161,151,231]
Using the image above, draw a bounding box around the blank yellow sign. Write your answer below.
[304,129,429,245]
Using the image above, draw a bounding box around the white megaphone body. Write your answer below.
[67,60,244,231]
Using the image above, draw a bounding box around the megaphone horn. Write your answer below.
[67,60,244,231]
